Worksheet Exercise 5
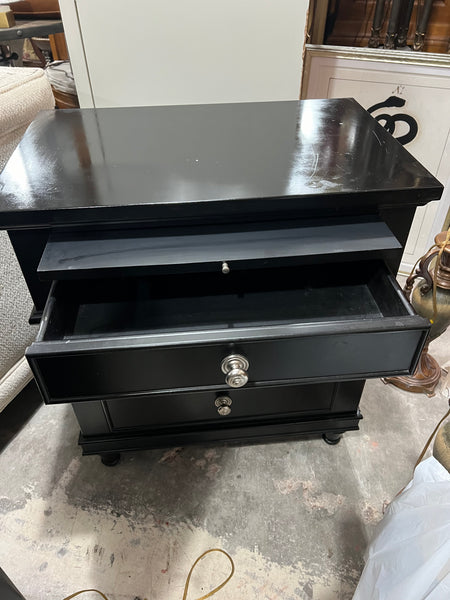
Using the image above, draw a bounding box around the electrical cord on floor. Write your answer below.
[62,548,235,600]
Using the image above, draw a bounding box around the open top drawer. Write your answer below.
[27,261,429,403]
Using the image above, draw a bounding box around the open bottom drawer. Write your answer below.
[27,261,429,403]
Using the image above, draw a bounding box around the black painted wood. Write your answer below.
[0,567,26,600]
[105,383,337,430]
[0,99,442,229]
[8,229,50,313]
[71,402,111,436]
[71,381,364,452]
[26,261,428,403]
[78,411,363,455]
[0,99,441,456]
[38,220,400,279]
[29,326,427,403]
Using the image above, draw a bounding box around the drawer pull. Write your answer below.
[221,354,249,388]
[222,262,230,274]
[215,395,232,416]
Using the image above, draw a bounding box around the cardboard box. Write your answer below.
[0,7,16,28]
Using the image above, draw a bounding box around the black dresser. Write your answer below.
[0,99,443,464]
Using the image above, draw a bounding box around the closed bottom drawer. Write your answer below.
[72,381,365,453]
[27,261,429,404]
[105,383,339,431]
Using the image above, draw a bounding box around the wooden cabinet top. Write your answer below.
[0,98,442,228]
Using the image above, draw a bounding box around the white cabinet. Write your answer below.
[59,0,308,108]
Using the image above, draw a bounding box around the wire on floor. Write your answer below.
[61,548,235,600]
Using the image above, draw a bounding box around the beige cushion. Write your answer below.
[0,231,37,378]
[0,67,54,148]
[0,67,54,411]
[0,357,32,412]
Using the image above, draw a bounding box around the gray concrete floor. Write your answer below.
[0,331,449,600]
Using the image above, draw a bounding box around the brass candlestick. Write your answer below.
[385,230,450,396]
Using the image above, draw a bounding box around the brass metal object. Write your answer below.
[406,231,450,344]
[215,395,232,416]
[368,28,381,48]
[413,31,425,51]
[433,422,450,473]
[221,354,249,388]
[406,231,450,295]
[368,0,386,48]
[385,231,450,396]
[384,32,396,49]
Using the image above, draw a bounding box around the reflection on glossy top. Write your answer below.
[0,98,442,228]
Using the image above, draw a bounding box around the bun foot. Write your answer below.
[101,452,121,466]
[322,433,342,445]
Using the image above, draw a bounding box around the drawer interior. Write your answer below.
[41,261,413,342]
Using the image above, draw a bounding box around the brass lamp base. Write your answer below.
[383,345,442,397]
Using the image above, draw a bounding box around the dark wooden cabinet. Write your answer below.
[326,0,450,53]
[0,99,442,461]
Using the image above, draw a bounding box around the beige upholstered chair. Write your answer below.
[0,67,54,412]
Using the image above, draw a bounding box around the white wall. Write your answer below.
[60,0,308,108]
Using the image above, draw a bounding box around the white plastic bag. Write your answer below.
[353,457,450,600]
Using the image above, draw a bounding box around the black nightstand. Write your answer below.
[0,99,442,464]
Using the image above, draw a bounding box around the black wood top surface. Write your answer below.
[0,98,442,228]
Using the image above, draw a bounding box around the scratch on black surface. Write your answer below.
[372,131,382,147]
[307,150,319,183]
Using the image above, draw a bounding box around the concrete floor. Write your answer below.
[0,331,449,600]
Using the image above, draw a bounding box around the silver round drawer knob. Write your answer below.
[221,354,249,388]
[215,395,232,416]
[225,369,248,388]
[218,405,231,416]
